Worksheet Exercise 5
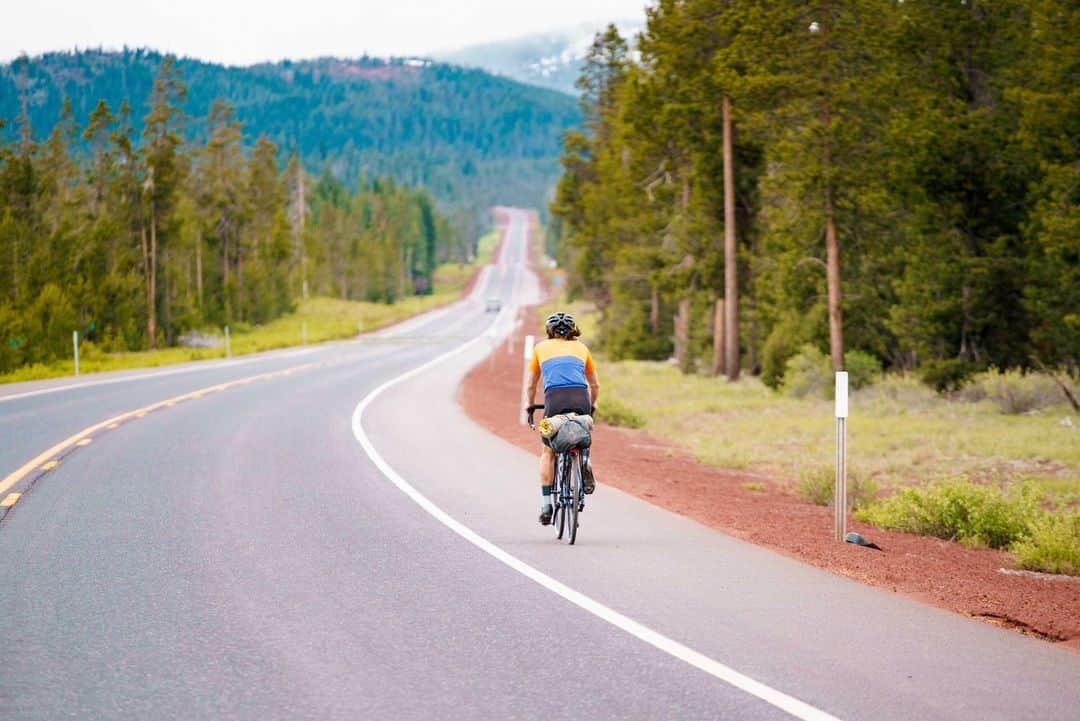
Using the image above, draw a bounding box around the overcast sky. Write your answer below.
[3,0,649,65]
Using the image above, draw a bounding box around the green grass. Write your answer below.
[594,396,646,428]
[0,255,483,385]
[600,364,1079,502]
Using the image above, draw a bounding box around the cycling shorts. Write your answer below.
[544,386,592,418]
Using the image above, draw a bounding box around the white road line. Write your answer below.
[349,254,844,721]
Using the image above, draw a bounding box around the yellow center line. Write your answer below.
[76,438,93,446]
[1,493,21,508]
[0,360,324,499]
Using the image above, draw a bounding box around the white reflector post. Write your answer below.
[835,371,849,419]
[520,335,536,425]
[73,331,80,377]
[835,371,848,541]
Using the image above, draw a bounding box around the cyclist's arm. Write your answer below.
[526,367,541,407]
[586,367,600,407]
[584,351,600,407]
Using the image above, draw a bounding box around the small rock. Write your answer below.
[845,532,882,551]
[1060,416,1074,429]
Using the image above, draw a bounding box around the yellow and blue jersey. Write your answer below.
[529,338,597,392]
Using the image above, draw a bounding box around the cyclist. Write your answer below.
[525,311,600,525]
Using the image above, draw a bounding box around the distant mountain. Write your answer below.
[435,21,643,96]
[0,50,581,219]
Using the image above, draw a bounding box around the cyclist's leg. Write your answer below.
[538,443,555,525]
[582,447,595,494]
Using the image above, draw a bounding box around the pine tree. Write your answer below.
[140,56,187,347]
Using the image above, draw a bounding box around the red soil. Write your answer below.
[460,224,1080,650]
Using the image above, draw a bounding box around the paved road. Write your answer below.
[1,209,1077,720]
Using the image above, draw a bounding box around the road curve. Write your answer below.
[0,209,1077,720]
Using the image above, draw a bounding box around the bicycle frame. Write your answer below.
[553,448,586,509]
[527,404,589,544]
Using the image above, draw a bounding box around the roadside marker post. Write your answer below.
[520,334,535,426]
[835,371,849,541]
[73,331,80,377]
[225,326,232,358]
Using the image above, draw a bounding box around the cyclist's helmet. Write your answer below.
[545,312,577,338]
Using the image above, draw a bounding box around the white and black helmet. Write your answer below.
[545,312,577,337]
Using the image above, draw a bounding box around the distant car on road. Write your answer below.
[485,298,502,313]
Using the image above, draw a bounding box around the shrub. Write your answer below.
[963,368,1063,414]
[743,482,767,492]
[795,465,834,505]
[845,349,882,390]
[920,358,979,393]
[761,310,823,389]
[1012,513,1080,576]
[23,283,78,364]
[780,345,882,399]
[595,397,646,429]
[782,345,831,399]
[795,466,879,510]
[856,479,1040,549]
[854,373,941,410]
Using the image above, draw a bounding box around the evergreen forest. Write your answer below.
[0,58,465,372]
[0,49,580,235]
[551,0,1077,391]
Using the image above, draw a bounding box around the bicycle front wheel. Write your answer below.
[566,453,581,545]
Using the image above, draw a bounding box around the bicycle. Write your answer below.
[527,404,590,545]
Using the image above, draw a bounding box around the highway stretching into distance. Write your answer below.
[1,209,1077,720]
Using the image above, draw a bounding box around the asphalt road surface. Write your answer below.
[1,209,1077,721]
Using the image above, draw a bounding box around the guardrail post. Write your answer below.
[835,371,849,541]
[73,331,80,376]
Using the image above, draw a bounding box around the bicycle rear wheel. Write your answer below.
[554,455,566,539]
[566,453,581,545]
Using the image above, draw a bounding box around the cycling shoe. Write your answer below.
[539,504,553,526]
[583,462,596,494]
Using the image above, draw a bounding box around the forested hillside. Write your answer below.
[552,0,1077,391]
[0,58,463,373]
[0,49,580,229]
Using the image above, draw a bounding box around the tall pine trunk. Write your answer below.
[722,95,739,380]
[196,229,203,308]
[820,1,844,372]
[713,298,725,376]
[147,204,158,349]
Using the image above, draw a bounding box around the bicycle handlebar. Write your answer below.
[525,403,597,429]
